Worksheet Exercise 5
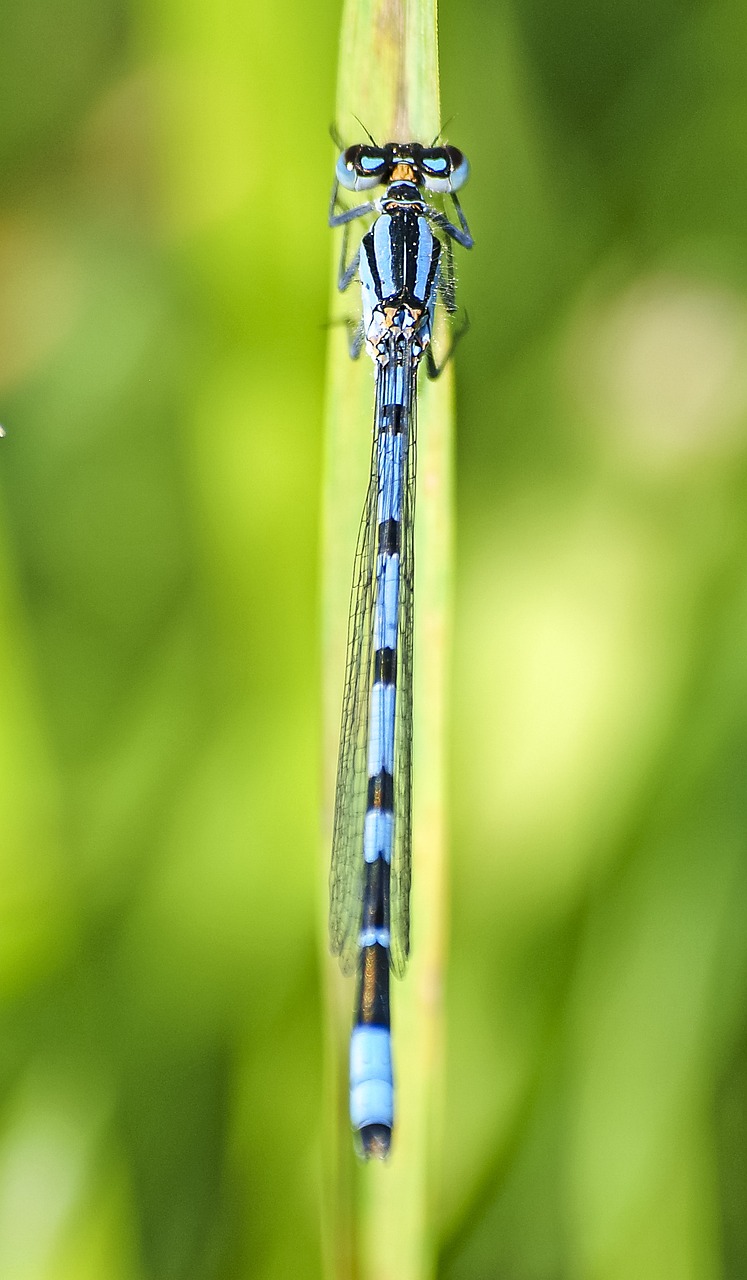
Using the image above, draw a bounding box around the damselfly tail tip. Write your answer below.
[358,1123,391,1160]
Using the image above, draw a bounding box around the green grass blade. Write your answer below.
[321,3,455,1278]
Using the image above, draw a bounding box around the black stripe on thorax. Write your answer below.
[362,232,383,301]
[387,214,403,295]
[387,209,422,299]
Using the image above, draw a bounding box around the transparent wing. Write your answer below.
[329,431,378,976]
[389,377,416,979]
[329,358,418,981]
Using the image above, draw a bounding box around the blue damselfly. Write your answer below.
[328,140,473,1158]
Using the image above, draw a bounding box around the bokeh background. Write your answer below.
[2,0,747,1277]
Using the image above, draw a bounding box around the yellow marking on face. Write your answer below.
[391,162,416,182]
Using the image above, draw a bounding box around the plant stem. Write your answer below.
[321,4,453,1276]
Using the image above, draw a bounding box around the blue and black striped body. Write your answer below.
[329,138,472,1159]
[330,180,441,1158]
[358,192,441,363]
[348,354,411,1157]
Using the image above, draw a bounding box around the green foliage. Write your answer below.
[1,0,747,1277]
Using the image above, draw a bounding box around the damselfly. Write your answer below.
[328,139,473,1158]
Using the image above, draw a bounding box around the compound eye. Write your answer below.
[421,150,449,176]
[421,147,454,193]
[336,146,362,190]
[445,146,469,191]
[336,145,386,191]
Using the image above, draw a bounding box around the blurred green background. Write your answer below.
[2,0,747,1276]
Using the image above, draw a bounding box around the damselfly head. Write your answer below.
[336,142,469,194]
